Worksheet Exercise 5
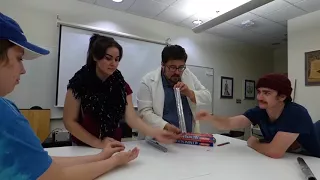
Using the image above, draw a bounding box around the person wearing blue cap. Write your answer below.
[0,12,140,180]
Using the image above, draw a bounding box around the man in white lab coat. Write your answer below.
[137,45,211,135]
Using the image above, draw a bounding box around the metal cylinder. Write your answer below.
[297,157,317,180]
[174,88,187,133]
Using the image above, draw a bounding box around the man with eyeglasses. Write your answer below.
[137,45,211,135]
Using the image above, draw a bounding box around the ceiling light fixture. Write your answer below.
[241,20,255,28]
[193,20,203,25]
[112,0,123,2]
[192,0,275,33]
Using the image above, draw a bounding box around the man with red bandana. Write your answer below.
[196,73,320,159]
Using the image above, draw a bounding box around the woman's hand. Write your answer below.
[111,147,140,166]
[164,123,182,134]
[99,142,125,160]
[152,128,182,144]
[102,137,125,148]
[95,137,125,149]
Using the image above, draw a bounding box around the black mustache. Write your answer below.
[171,76,181,82]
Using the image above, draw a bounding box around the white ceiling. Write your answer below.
[79,0,320,48]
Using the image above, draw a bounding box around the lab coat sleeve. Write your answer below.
[137,81,167,130]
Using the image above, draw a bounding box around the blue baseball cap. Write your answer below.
[0,13,50,60]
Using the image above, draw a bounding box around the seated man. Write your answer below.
[137,45,211,134]
[196,73,320,158]
[0,12,138,180]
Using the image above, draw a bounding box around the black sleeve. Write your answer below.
[243,106,261,126]
[277,105,312,134]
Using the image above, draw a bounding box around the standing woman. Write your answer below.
[63,34,179,148]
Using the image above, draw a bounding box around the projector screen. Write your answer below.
[56,25,165,107]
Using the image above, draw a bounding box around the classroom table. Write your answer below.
[45,134,320,180]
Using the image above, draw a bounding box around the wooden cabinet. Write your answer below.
[20,109,51,143]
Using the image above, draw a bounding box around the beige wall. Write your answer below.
[288,10,320,122]
[273,45,288,74]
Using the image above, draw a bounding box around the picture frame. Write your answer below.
[220,76,233,99]
[305,50,320,86]
[290,78,297,102]
[244,80,255,100]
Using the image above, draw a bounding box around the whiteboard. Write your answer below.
[186,65,214,134]
[186,65,214,114]
[56,25,165,107]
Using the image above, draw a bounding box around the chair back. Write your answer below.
[315,120,320,138]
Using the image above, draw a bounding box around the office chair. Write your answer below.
[315,120,320,138]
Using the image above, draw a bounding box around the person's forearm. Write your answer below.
[126,114,153,136]
[209,115,232,130]
[65,121,102,148]
[250,141,284,159]
[52,154,103,167]
[61,158,118,180]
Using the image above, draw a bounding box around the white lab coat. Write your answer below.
[136,67,211,135]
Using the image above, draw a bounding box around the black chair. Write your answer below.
[221,130,244,139]
[315,120,320,138]
[30,106,43,110]
[119,118,133,138]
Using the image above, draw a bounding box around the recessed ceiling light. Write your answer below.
[113,0,123,2]
[192,20,203,25]
[241,20,254,28]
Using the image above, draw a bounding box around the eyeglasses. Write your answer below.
[165,65,186,72]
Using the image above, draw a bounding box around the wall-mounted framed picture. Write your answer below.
[305,50,320,86]
[221,76,233,99]
[244,80,255,100]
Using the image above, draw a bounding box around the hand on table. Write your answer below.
[152,128,182,144]
[111,147,140,167]
[164,123,182,134]
[247,136,259,148]
[99,142,126,160]
[102,137,125,148]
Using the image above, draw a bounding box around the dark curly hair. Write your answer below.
[161,44,188,64]
[86,34,123,67]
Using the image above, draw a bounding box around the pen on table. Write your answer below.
[217,142,230,146]
[146,139,168,152]
[297,157,317,180]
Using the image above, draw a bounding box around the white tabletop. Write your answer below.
[46,134,320,180]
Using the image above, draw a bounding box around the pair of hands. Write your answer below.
[97,130,182,167]
[99,138,139,167]
[97,129,181,167]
